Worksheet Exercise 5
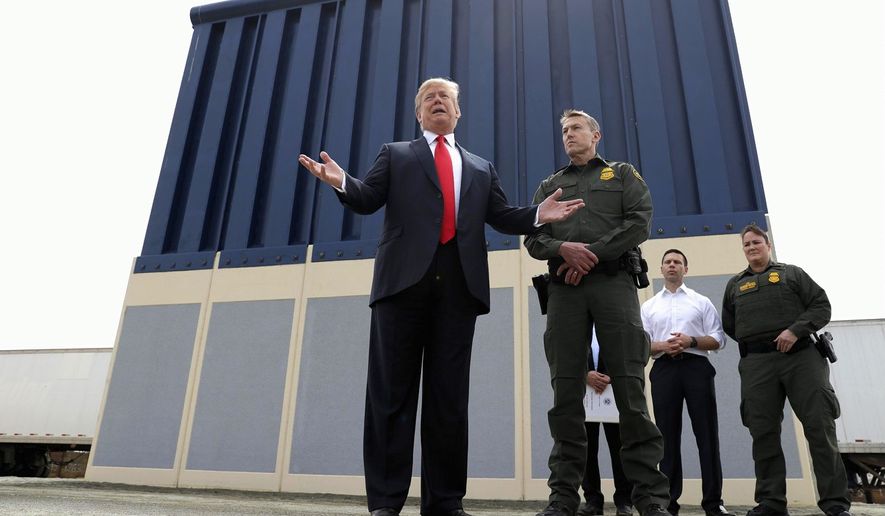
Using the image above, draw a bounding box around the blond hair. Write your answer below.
[415,78,460,114]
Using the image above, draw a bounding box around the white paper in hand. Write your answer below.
[584,384,619,423]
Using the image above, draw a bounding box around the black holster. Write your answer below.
[531,273,550,315]
[812,331,837,363]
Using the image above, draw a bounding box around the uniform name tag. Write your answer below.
[739,280,757,292]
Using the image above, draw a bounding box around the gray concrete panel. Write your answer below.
[291,289,516,478]
[186,299,294,473]
[652,275,801,478]
[290,296,371,475]
[92,304,200,469]
[468,287,516,478]
[529,289,555,480]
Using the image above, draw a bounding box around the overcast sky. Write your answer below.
[1,0,883,350]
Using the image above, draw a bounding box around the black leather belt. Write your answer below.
[659,352,704,361]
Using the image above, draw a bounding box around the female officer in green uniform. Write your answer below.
[722,224,850,516]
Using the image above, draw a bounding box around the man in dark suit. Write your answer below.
[581,331,634,516]
[298,78,583,516]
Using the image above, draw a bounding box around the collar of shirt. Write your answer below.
[661,283,690,297]
[423,130,463,215]
[565,154,611,173]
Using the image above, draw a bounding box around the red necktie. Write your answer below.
[435,135,456,243]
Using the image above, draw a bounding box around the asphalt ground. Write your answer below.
[0,478,882,516]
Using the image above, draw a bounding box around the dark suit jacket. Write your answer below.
[337,137,538,314]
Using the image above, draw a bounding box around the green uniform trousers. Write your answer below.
[739,345,850,513]
[544,271,670,513]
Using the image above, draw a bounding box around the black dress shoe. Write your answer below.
[442,510,473,516]
[616,504,635,516]
[642,504,669,516]
[577,503,603,516]
[370,509,400,516]
[746,505,788,516]
[825,508,851,516]
[537,501,575,516]
[706,506,736,516]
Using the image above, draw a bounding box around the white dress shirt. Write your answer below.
[641,283,726,359]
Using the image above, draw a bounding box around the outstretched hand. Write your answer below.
[538,188,585,224]
[298,151,344,188]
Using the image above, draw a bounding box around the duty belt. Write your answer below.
[547,256,625,284]
[743,337,810,355]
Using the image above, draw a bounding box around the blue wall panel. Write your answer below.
[137,0,766,272]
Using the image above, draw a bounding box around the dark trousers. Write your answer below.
[739,346,850,514]
[363,240,478,515]
[583,421,633,508]
[650,353,724,514]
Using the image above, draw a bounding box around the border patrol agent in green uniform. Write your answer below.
[525,110,670,516]
[722,224,851,516]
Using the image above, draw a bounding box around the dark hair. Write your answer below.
[661,249,687,267]
[740,224,770,245]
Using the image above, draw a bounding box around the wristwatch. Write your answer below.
[689,336,698,348]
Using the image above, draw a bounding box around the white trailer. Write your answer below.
[0,348,111,476]
[827,319,885,503]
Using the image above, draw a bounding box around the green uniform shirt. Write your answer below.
[722,260,831,343]
[524,156,652,262]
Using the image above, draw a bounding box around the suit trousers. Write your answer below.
[543,271,669,513]
[650,353,724,514]
[363,239,479,515]
[583,421,633,508]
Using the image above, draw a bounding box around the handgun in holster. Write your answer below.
[811,331,837,363]
[531,273,550,315]
[623,247,650,289]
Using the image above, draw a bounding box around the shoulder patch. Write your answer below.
[632,169,644,183]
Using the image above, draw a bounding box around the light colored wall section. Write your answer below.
[88,266,214,487]
[180,264,304,491]
[90,237,821,506]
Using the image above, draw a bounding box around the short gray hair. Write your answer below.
[560,109,600,132]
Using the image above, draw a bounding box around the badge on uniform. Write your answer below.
[768,271,780,283]
[600,167,614,180]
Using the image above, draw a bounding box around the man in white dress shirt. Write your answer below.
[640,249,734,516]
